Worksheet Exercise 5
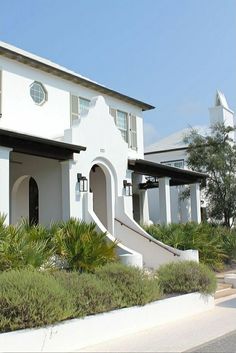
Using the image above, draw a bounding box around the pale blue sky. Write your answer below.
[0,0,235,145]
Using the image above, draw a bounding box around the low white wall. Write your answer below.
[0,293,214,352]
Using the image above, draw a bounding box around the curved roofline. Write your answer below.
[0,41,155,111]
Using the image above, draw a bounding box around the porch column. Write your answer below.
[190,183,201,223]
[0,147,12,224]
[159,177,171,224]
[61,160,81,221]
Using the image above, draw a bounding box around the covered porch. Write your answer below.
[0,129,86,225]
[129,159,207,225]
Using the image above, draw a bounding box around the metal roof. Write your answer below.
[128,159,207,187]
[0,41,155,112]
[0,129,86,160]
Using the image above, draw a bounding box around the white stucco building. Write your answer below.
[0,42,204,268]
[145,91,235,224]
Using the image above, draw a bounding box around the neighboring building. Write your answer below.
[145,91,235,224]
[0,42,204,268]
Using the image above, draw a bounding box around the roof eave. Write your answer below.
[0,45,155,112]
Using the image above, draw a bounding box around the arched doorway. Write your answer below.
[89,165,108,228]
[11,176,39,225]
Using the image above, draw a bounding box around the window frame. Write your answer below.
[79,96,91,116]
[109,107,138,150]
[161,159,185,169]
[116,109,129,143]
[30,81,47,106]
[70,94,91,126]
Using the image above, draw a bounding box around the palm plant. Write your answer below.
[52,218,117,272]
[144,222,228,271]
[0,217,53,271]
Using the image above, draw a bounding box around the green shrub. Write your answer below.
[52,219,117,272]
[157,260,217,295]
[95,263,162,306]
[0,269,75,332]
[53,271,122,316]
[144,223,228,271]
[0,219,53,271]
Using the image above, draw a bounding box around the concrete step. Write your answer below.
[215,286,236,299]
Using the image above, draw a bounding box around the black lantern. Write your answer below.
[77,173,88,192]
[123,180,132,196]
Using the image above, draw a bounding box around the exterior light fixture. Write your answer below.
[123,180,132,196]
[77,173,88,192]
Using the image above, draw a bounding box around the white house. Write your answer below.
[145,91,235,224]
[0,42,203,268]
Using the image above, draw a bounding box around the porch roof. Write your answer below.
[128,159,207,188]
[0,129,86,160]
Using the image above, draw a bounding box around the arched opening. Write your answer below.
[89,164,108,229]
[29,177,39,225]
[11,176,39,225]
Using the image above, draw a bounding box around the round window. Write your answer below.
[30,81,47,105]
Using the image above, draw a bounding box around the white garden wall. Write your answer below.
[0,293,214,352]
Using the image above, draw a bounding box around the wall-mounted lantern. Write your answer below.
[123,180,132,196]
[77,173,88,192]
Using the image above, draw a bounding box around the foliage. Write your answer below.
[157,261,217,295]
[0,269,74,332]
[95,262,162,306]
[144,222,229,271]
[0,264,162,333]
[184,123,236,227]
[53,271,122,316]
[52,218,117,272]
[0,216,117,272]
[0,218,53,271]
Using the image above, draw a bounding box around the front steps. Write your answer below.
[215,271,236,299]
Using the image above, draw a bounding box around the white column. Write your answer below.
[190,183,201,223]
[139,190,150,225]
[159,177,171,224]
[60,160,82,221]
[0,147,12,224]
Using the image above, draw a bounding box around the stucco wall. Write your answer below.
[10,152,62,225]
[0,56,144,156]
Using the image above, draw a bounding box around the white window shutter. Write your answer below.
[71,94,79,125]
[129,114,137,150]
[109,107,117,124]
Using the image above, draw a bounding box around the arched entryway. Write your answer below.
[89,165,108,229]
[11,176,39,225]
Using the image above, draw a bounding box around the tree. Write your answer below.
[184,123,236,227]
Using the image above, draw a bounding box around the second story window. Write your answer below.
[30,81,47,105]
[116,110,128,142]
[109,107,137,150]
[79,97,90,116]
[71,94,90,125]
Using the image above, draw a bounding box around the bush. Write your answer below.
[0,269,74,332]
[0,217,118,272]
[52,219,117,272]
[157,260,217,295]
[144,223,228,271]
[53,271,122,316]
[0,219,53,271]
[95,263,162,306]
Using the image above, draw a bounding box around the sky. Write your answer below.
[0,0,235,146]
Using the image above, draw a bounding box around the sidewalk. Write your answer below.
[76,294,236,352]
